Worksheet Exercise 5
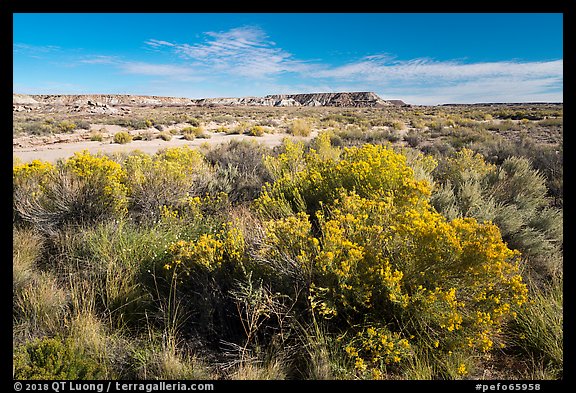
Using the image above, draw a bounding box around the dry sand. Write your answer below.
[13,129,318,163]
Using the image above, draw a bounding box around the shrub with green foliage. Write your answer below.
[182,126,210,139]
[14,337,107,379]
[160,215,247,340]
[114,131,133,144]
[203,140,272,203]
[124,147,212,220]
[57,120,77,133]
[431,148,563,281]
[159,131,173,141]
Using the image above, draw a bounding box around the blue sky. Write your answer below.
[13,13,563,105]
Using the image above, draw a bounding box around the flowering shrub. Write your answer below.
[432,148,563,280]
[345,325,412,372]
[257,142,431,218]
[13,152,128,229]
[160,222,248,340]
[63,150,128,216]
[124,147,212,219]
[163,225,246,278]
[13,160,55,184]
[255,140,527,375]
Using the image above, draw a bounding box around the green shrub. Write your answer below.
[471,136,563,207]
[203,140,272,203]
[160,222,247,340]
[182,116,201,127]
[431,148,563,281]
[228,122,249,135]
[75,120,92,130]
[14,337,107,379]
[389,119,406,130]
[404,130,423,147]
[124,147,213,220]
[23,122,55,135]
[57,120,77,133]
[114,131,133,144]
[90,131,104,141]
[182,126,210,139]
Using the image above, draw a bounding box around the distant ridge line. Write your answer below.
[13,92,408,108]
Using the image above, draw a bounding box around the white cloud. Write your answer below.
[310,56,563,104]
[78,55,118,65]
[315,56,563,83]
[145,39,176,48]
[147,26,311,78]
[13,43,61,54]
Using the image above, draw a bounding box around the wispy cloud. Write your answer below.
[146,26,311,78]
[316,57,562,103]
[315,56,563,83]
[13,43,61,59]
[145,39,176,48]
[78,55,119,65]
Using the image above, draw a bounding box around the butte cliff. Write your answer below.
[13,92,407,113]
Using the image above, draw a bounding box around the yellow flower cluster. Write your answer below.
[345,325,411,372]
[163,224,247,278]
[257,142,432,218]
[124,147,210,207]
[13,159,55,182]
[222,225,246,265]
[158,146,206,169]
[165,235,224,273]
[64,150,129,214]
[457,363,468,376]
[13,159,55,196]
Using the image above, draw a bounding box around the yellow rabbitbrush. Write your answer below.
[255,139,528,374]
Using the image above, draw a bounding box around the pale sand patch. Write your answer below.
[13,131,318,163]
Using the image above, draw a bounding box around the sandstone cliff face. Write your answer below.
[27,94,195,107]
[265,92,398,107]
[13,92,406,111]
